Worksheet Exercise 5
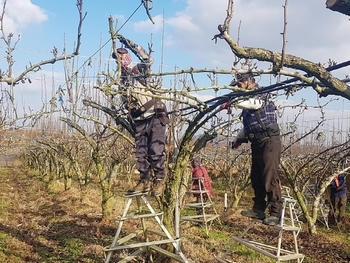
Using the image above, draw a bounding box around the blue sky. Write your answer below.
[2,0,350,122]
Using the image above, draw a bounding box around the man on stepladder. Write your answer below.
[229,73,283,226]
[113,35,169,197]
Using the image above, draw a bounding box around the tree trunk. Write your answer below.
[64,174,72,190]
[101,180,116,220]
[94,155,117,220]
[163,153,191,234]
[326,0,350,16]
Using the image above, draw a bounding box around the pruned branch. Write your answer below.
[75,0,87,54]
[279,0,289,73]
[142,0,155,24]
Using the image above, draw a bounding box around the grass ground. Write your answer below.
[0,166,349,263]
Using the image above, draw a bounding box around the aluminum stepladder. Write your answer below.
[105,193,189,263]
[181,177,220,236]
[215,187,305,263]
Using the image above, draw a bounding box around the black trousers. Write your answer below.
[250,136,282,217]
[328,194,347,222]
[134,115,166,180]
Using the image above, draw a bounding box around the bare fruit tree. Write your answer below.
[0,0,86,131]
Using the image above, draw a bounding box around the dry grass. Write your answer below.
[0,166,350,262]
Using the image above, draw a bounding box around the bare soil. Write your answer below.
[0,166,350,263]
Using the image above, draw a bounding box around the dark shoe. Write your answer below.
[127,179,151,195]
[241,209,265,220]
[262,216,280,226]
[151,180,165,196]
[328,220,337,227]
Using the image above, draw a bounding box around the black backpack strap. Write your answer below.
[130,98,158,119]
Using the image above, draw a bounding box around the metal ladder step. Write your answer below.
[116,211,163,221]
[189,190,209,194]
[182,214,219,223]
[186,202,214,208]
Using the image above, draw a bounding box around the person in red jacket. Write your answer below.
[191,157,214,215]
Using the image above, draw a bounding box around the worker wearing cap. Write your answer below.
[231,73,283,226]
[113,37,169,197]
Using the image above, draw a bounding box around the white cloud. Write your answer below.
[2,0,47,34]
[115,14,126,25]
[162,0,229,67]
[133,14,164,33]
[167,12,200,34]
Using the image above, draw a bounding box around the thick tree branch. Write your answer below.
[214,24,350,100]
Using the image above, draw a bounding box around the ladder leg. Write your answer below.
[141,195,188,263]
[208,195,221,225]
[136,196,148,240]
[105,197,133,263]
[276,199,287,258]
[136,196,153,262]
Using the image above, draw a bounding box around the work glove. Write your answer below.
[220,102,229,110]
[219,102,232,114]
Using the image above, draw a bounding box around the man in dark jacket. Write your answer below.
[231,73,283,226]
[328,160,348,225]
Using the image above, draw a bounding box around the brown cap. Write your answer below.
[236,73,254,82]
